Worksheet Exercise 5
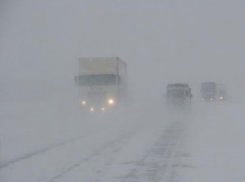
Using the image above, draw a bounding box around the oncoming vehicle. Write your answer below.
[165,83,192,110]
[200,82,226,102]
[75,57,127,113]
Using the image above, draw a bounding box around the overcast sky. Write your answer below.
[1,0,245,98]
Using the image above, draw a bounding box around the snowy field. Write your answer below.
[1,96,244,182]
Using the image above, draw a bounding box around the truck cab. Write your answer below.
[75,57,127,113]
[165,83,192,110]
[200,82,226,101]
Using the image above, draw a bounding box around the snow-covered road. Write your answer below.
[1,99,245,182]
[182,101,245,182]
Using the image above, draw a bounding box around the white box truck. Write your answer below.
[75,57,127,112]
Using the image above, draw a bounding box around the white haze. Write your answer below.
[1,0,245,101]
[1,0,245,182]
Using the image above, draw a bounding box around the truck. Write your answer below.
[75,57,127,112]
[200,82,226,101]
[165,83,192,110]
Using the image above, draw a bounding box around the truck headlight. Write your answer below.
[108,99,115,105]
[80,100,86,106]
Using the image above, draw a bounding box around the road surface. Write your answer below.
[1,100,245,182]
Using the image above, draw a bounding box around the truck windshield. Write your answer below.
[201,83,216,93]
[78,74,117,86]
[167,89,185,98]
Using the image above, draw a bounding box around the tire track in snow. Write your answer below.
[120,120,186,182]
[0,135,85,169]
[39,133,132,182]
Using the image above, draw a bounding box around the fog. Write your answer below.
[1,0,245,101]
[1,0,245,181]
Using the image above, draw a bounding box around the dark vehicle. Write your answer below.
[165,83,192,110]
[201,82,226,101]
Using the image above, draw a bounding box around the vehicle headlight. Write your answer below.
[80,100,86,105]
[90,107,94,112]
[220,96,223,100]
[108,99,115,105]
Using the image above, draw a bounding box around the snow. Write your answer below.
[182,101,245,182]
[1,97,245,182]
[0,97,167,181]
[1,1,245,181]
